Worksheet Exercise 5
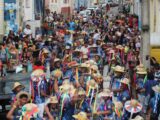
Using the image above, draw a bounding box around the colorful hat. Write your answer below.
[73,112,88,120]
[113,65,125,73]
[136,68,147,74]
[125,99,142,113]
[16,91,30,102]
[12,82,25,91]
[152,85,160,93]
[131,115,144,120]
[49,96,58,104]
[31,69,45,77]
[99,89,112,97]
[120,78,130,85]
[21,103,39,119]
[114,101,123,117]
[51,69,62,78]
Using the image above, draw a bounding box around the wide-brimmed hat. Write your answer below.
[125,99,142,113]
[73,112,88,120]
[131,115,144,120]
[120,78,130,85]
[49,96,58,104]
[91,65,98,71]
[80,63,90,68]
[31,69,45,77]
[68,61,79,68]
[116,45,124,50]
[51,69,62,78]
[136,68,147,74]
[12,82,25,91]
[152,85,160,93]
[113,65,125,73]
[21,103,39,119]
[85,60,97,66]
[99,89,112,97]
[43,48,49,54]
[54,58,61,63]
[136,64,145,71]
[82,55,88,59]
[16,91,30,102]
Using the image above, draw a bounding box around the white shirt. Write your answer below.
[24,28,32,35]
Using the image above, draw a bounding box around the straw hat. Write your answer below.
[113,65,125,73]
[116,45,124,50]
[80,63,90,68]
[21,103,39,118]
[43,48,49,54]
[31,69,45,77]
[49,96,58,104]
[82,55,88,59]
[125,99,142,113]
[136,68,147,75]
[85,60,97,66]
[131,115,144,120]
[87,79,98,89]
[120,78,130,85]
[136,64,144,71]
[51,69,62,78]
[91,65,98,71]
[114,101,123,110]
[54,58,61,63]
[73,112,88,120]
[152,85,160,93]
[74,49,82,53]
[12,82,25,91]
[99,89,112,97]
[68,61,79,68]
[16,91,30,102]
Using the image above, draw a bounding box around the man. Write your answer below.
[7,91,30,120]
[23,24,32,39]
[30,69,48,118]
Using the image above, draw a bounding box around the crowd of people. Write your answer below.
[1,7,160,120]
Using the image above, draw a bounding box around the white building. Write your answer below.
[49,0,74,17]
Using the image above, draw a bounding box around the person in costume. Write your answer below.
[76,88,92,115]
[7,91,30,120]
[11,82,25,105]
[110,65,125,101]
[44,96,59,120]
[54,78,79,120]
[119,78,131,103]
[30,69,48,118]
[135,68,147,113]
[95,89,113,120]
[149,85,160,120]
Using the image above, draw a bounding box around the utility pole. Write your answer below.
[141,0,150,69]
